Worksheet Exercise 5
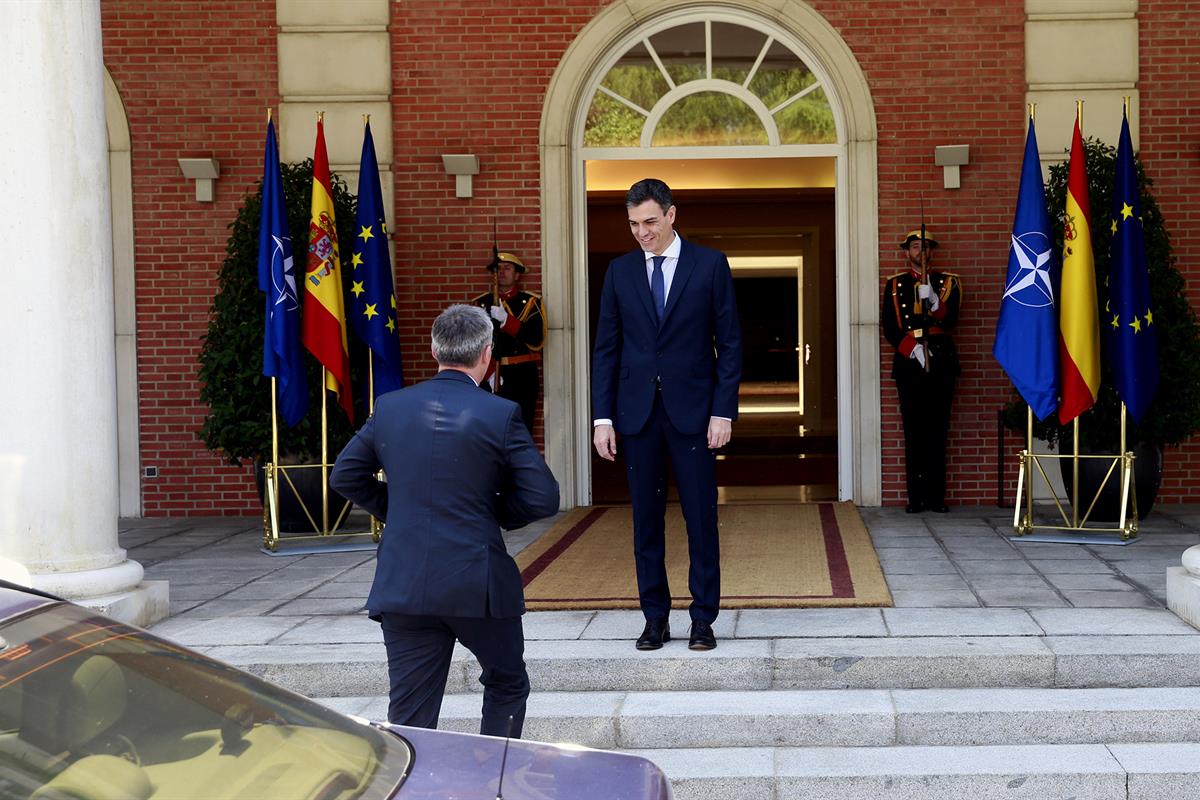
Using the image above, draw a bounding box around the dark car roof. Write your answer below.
[0,583,59,623]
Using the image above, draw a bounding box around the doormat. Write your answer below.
[516,502,892,610]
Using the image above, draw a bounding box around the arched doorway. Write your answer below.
[540,1,880,508]
[104,69,140,517]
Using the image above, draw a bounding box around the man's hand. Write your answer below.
[593,424,617,461]
[707,417,732,449]
[911,346,927,369]
[917,283,940,311]
[489,305,508,324]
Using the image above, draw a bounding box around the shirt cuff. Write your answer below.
[711,416,732,422]
[594,419,613,427]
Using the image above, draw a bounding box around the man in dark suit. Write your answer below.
[591,178,743,652]
[331,303,559,738]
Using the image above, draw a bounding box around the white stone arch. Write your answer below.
[104,68,141,517]
[540,0,880,508]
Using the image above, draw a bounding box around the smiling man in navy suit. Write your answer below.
[592,178,743,652]
[331,304,559,738]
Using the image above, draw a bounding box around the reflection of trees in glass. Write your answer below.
[584,92,643,147]
[776,87,836,144]
[600,63,669,111]
[652,92,767,147]
[583,23,837,147]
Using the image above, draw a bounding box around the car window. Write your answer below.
[0,602,410,800]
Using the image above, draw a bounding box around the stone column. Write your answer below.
[1167,546,1200,630]
[0,1,166,626]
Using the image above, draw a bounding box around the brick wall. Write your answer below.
[811,0,1029,506]
[102,0,1200,514]
[101,0,278,514]
[1137,1,1200,501]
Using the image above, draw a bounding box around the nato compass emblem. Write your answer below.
[1003,231,1054,308]
[270,234,299,312]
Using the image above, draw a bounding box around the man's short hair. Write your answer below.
[626,178,673,213]
[431,304,493,367]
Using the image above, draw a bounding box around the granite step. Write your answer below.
[210,633,1200,697]
[317,686,1200,750]
[626,743,1200,800]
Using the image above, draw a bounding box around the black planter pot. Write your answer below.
[1059,441,1163,522]
[254,459,351,533]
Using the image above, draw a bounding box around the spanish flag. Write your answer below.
[1057,112,1100,425]
[301,116,354,421]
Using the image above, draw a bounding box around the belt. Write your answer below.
[910,326,945,338]
[500,353,541,366]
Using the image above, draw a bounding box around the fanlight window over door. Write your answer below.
[584,18,836,148]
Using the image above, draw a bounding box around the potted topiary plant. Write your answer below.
[1004,137,1200,518]
[198,159,368,530]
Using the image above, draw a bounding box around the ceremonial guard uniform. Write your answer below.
[881,230,962,512]
[471,252,547,434]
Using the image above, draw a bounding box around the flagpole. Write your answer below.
[1070,99,1083,528]
[1025,102,1036,535]
[321,367,329,535]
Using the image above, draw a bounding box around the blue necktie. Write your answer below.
[651,255,666,322]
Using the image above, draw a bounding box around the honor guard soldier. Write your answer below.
[881,230,962,513]
[471,251,547,434]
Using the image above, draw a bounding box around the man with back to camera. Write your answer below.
[591,178,743,652]
[330,303,559,738]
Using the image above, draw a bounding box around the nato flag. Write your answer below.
[994,117,1060,421]
[258,118,307,427]
[349,121,404,398]
[1107,111,1158,422]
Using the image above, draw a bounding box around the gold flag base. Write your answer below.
[261,461,382,552]
[263,374,383,552]
[1012,404,1138,541]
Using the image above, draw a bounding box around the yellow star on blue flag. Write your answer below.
[1107,109,1158,421]
[348,120,404,397]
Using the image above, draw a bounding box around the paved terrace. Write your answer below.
[129,505,1198,623]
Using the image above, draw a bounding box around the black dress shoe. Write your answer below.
[905,502,924,514]
[929,503,949,513]
[635,618,670,651]
[688,621,717,651]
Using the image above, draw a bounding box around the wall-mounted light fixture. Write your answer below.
[934,145,969,190]
[177,157,221,202]
[441,154,479,198]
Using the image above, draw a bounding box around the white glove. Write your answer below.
[911,346,927,369]
[917,283,940,312]
[489,305,508,324]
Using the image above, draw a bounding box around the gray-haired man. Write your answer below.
[332,304,560,737]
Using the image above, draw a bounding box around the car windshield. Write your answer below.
[0,602,410,800]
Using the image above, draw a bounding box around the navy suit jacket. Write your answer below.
[591,238,743,436]
[330,370,559,619]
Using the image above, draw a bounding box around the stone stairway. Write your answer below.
[197,607,1200,799]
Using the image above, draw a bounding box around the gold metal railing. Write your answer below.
[1012,403,1138,540]
[261,364,384,551]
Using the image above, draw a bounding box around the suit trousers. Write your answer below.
[622,388,721,624]
[895,364,956,507]
[379,612,529,738]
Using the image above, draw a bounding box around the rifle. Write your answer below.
[918,199,931,373]
[491,217,500,307]
[487,218,500,391]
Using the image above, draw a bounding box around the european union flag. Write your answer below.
[1107,110,1158,422]
[994,117,1060,421]
[258,117,307,427]
[349,121,404,398]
